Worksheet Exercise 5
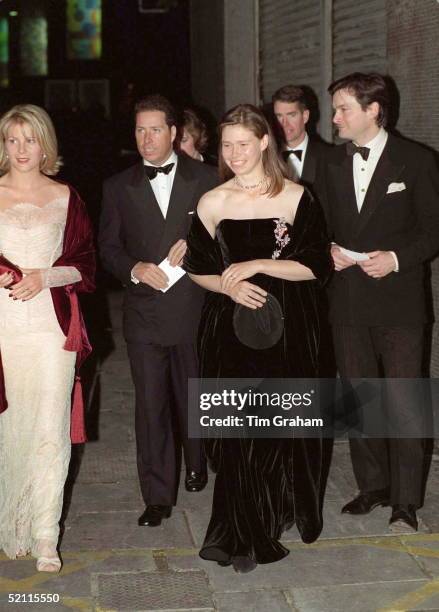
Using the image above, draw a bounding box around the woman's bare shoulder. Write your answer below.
[197,180,234,213]
[44,178,70,200]
[283,179,304,198]
[272,180,305,223]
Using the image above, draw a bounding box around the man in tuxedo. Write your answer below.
[323,72,439,531]
[99,95,218,527]
[272,84,329,192]
[273,85,334,379]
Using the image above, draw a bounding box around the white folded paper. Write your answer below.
[158,258,186,292]
[339,247,369,262]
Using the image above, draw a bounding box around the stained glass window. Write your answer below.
[20,17,48,76]
[0,18,8,88]
[67,0,102,61]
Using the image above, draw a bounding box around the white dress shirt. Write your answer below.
[144,150,178,218]
[351,127,398,271]
[353,127,388,211]
[131,151,178,284]
[285,132,309,180]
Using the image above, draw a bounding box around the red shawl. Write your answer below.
[0,185,96,443]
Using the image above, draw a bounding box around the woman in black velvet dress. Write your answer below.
[183,104,332,573]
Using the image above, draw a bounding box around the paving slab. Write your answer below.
[66,481,142,516]
[62,510,195,552]
[399,537,439,578]
[167,539,427,592]
[74,444,138,484]
[214,589,293,612]
[0,601,73,612]
[289,580,433,612]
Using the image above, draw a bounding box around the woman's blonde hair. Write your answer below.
[0,104,61,175]
[219,104,287,197]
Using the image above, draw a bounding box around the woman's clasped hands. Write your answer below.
[220,260,267,310]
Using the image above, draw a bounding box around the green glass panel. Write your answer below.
[0,18,9,87]
[66,0,102,60]
[21,17,48,76]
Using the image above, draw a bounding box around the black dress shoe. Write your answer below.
[341,488,390,515]
[138,505,172,527]
[185,471,207,492]
[232,555,257,574]
[389,504,418,532]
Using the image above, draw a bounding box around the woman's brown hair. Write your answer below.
[218,104,287,197]
[183,108,208,154]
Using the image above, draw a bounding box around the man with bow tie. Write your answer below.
[273,85,334,381]
[322,72,439,532]
[99,95,218,527]
[272,85,330,193]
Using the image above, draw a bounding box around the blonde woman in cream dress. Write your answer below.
[0,105,94,573]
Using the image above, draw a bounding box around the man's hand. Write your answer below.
[223,280,267,310]
[9,268,43,301]
[132,262,169,290]
[358,251,396,278]
[331,245,356,272]
[167,239,187,267]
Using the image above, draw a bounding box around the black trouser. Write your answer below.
[332,325,425,507]
[127,342,205,506]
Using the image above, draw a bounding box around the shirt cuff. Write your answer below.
[390,251,399,272]
[42,266,82,288]
[131,266,140,284]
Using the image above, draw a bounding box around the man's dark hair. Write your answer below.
[272,85,308,111]
[134,94,178,128]
[328,72,389,127]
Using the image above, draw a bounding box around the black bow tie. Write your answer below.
[346,142,370,161]
[282,149,303,162]
[144,162,174,180]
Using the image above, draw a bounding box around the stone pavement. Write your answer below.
[1,290,439,612]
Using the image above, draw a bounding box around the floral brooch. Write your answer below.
[272,217,290,260]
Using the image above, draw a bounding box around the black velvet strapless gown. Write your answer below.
[183,189,333,565]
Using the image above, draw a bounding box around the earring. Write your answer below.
[42,154,47,160]
[5,154,8,159]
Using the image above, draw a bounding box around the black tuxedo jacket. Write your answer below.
[301,138,331,196]
[99,154,218,345]
[322,133,439,326]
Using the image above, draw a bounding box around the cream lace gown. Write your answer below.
[0,198,81,559]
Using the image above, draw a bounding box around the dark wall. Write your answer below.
[0,0,192,112]
[190,0,224,120]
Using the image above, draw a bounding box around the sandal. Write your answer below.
[36,554,61,573]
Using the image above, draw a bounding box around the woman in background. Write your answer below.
[179,108,216,165]
[0,104,95,572]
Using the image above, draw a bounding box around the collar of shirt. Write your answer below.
[143,150,178,170]
[352,127,388,211]
[355,127,388,160]
[286,132,309,156]
[143,151,177,219]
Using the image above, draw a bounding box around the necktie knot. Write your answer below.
[282,149,303,163]
[144,162,174,180]
[346,142,370,161]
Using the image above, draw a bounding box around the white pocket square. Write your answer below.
[387,182,406,194]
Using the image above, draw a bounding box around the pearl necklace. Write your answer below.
[234,175,268,191]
